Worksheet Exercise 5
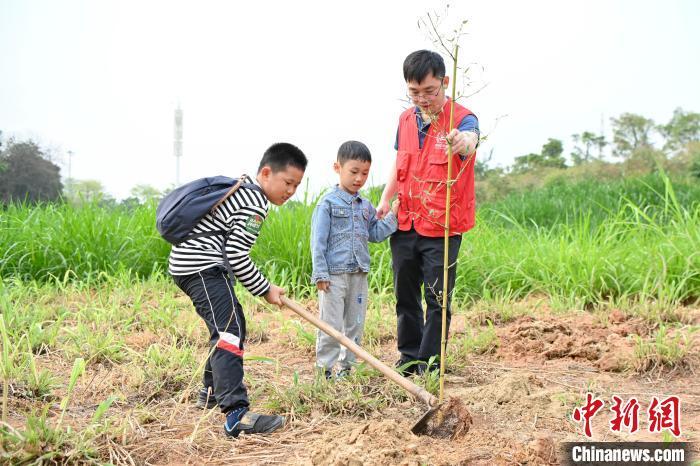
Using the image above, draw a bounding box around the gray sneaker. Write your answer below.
[224,409,285,438]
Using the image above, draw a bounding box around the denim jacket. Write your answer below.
[311,186,398,283]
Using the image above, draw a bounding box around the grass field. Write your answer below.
[1,172,699,464]
[2,173,699,306]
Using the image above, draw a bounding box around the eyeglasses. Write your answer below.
[406,79,444,101]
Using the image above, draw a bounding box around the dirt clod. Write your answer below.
[515,433,557,465]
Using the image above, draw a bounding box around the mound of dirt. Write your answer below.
[497,314,645,371]
[492,373,543,404]
[309,419,427,466]
[459,373,567,421]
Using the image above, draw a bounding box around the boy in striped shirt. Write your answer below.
[169,142,307,437]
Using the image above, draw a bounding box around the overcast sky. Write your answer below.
[1,0,699,200]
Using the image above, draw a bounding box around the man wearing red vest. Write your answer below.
[376,50,479,374]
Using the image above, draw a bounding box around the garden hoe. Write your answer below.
[280,296,471,439]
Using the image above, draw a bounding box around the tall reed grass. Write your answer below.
[0,201,168,280]
[1,173,698,307]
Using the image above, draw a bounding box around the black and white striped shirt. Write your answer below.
[168,183,271,296]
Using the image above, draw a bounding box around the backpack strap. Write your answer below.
[210,175,247,215]
[209,174,265,216]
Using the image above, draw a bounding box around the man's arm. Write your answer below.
[376,156,398,219]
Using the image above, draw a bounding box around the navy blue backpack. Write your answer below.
[156,175,263,281]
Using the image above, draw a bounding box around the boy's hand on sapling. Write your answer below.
[264,284,286,306]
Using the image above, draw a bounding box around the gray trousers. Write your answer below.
[315,272,368,370]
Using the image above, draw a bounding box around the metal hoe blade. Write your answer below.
[411,405,440,435]
[410,397,473,439]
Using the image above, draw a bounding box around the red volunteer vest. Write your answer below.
[396,99,476,237]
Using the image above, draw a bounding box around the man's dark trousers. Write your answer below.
[390,228,462,363]
[172,265,249,413]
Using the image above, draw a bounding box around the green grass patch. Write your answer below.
[1,172,699,309]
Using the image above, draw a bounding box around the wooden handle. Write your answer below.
[280,296,437,407]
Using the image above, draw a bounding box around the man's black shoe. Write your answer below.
[413,361,429,376]
[396,358,425,376]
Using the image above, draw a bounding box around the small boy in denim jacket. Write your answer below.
[310,141,399,378]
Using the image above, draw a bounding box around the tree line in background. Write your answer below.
[0,134,63,204]
[1,107,699,206]
[0,130,163,206]
[476,107,700,178]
